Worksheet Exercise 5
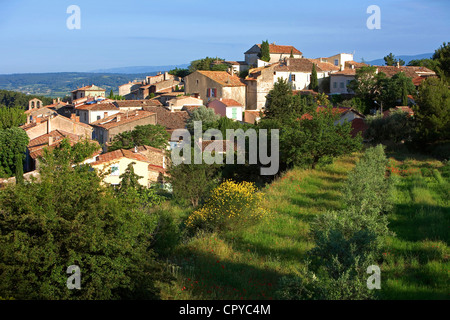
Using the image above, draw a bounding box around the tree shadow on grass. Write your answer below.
[389,203,449,245]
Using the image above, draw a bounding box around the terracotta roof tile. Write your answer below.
[195,71,246,87]
[90,110,156,129]
[142,106,188,131]
[91,149,150,166]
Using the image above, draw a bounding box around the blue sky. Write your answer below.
[0,0,449,74]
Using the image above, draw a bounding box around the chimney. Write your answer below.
[48,136,54,146]
[75,116,80,122]
[397,61,400,68]
[104,112,108,118]
[117,114,121,122]
[57,97,61,103]
[134,146,138,153]
[71,113,76,121]
[53,99,56,104]
[47,117,51,133]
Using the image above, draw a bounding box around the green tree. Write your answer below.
[259,40,271,62]
[167,148,222,207]
[280,107,362,169]
[309,63,319,92]
[189,57,227,73]
[169,67,191,78]
[414,77,450,143]
[378,72,415,109]
[186,106,220,131]
[109,124,169,151]
[0,105,27,129]
[383,53,405,66]
[348,66,384,113]
[0,142,171,300]
[265,78,294,120]
[0,127,29,178]
[109,89,114,99]
[432,42,450,82]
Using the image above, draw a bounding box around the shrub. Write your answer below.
[343,145,395,215]
[364,110,415,144]
[185,180,266,232]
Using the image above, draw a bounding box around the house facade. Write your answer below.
[90,110,157,149]
[244,43,303,66]
[245,58,339,110]
[71,85,106,101]
[75,101,121,124]
[207,98,243,121]
[184,70,246,108]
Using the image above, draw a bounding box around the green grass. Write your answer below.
[158,152,449,300]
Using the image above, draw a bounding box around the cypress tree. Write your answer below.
[260,40,271,62]
[310,63,319,92]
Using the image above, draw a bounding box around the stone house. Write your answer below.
[90,148,166,187]
[90,110,157,149]
[184,70,246,108]
[71,84,106,101]
[75,101,121,124]
[245,58,339,110]
[20,114,93,141]
[167,96,204,111]
[244,43,303,66]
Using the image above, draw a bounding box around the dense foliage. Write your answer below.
[279,107,362,169]
[0,140,171,300]
[109,124,169,151]
[0,127,29,178]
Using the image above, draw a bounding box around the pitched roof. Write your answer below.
[75,101,119,111]
[345,61,368,69]
[90,110,156,129]
[90,149,150,166]
[28,130,100,159]
[376,66,435,78]
[273,58,340,73]
[71,84,105,92]
[142,106,189,132]
[331,69,357,76]
[195,71,246,87]
[113,99,163,108]
[245,44,302,55]
[209,99,242,107]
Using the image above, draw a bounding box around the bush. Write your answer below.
[185,180,266,233]
[343,145,395,215]
[364,110,415,144]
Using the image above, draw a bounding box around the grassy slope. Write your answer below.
[159,152,449,300]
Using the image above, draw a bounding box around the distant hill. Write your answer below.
[0,72,161,97]
[89,64,189,74]
[364,53,433,66]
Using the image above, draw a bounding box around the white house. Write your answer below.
[75,101,121,124]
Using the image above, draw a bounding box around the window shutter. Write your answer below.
[213,88,217,97]
[206,89,210,97]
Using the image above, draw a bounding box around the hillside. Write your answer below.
[364,53,433,66]
[0,72,158,98]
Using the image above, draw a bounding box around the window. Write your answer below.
[110,164,119,176]
[340,82,345,88]
[97,115,101,120]
[291,74,296,82]
[334,59,339,66]
[333,82,337,88]
[207,88,217,98]
[231,107,238,119]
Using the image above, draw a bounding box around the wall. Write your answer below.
[93,157,149,187]
[330,75,355,94]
